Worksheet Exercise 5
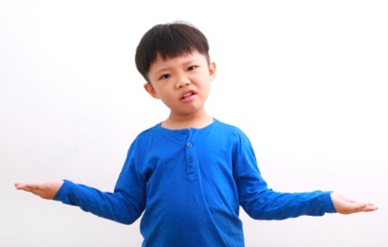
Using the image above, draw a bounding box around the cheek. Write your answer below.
[202,81,212,93]
[158,90,175,104]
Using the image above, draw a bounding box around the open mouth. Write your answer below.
[180,92,196,100]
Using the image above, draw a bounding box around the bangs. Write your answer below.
[153,24,206,60]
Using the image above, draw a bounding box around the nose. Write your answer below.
[175,75,191,89]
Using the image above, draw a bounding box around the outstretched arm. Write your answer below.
[330,191,378,214]
[15,180,64,200]
[14,140,146,225]
[15,179,145,224]
[233,131,378,219]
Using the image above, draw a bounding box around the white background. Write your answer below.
[1,1,387,246]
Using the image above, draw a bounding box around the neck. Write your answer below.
[161,110,213,130]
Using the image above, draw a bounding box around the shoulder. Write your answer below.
[212,119,256,157]
[137,123,161,137]
[213,119,248,136]
[129,123,161,148]
[212,119,251,144]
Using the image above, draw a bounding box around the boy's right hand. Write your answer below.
[15,180,64,200]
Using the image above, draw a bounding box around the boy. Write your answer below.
[15,21,377,247]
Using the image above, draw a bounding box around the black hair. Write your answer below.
[135,21,210,83]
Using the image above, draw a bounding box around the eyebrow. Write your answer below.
[152,59,200,75]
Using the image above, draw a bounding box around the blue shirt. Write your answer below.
[54,119,335,246]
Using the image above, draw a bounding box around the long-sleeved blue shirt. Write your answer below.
[54,119,336,246]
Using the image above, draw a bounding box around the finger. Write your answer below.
[15,183,40,192]
[350,202,378,213]
[353,203,368,212]
[359,203,378,212]
[15,183,29,190]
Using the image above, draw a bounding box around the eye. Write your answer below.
[187,65,198,71]
[160,74,171,80]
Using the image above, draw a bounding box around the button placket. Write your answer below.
[185,130,197,182]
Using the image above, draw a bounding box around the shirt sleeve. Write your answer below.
[233,132,336,220]
[53,142,146,225]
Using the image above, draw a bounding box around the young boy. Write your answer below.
[15,21,377,247]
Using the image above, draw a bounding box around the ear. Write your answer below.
[144,83,160,99]
[208,62,216,81]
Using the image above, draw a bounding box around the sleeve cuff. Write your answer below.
[53,179,73,202]
[323,191,336,213]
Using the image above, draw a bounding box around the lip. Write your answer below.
[180,89,197,102]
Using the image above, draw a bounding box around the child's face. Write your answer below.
[144,50,216,118]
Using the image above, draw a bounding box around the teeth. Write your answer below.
[183,93,193,98]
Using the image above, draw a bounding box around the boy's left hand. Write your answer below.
[331,191,378,214]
